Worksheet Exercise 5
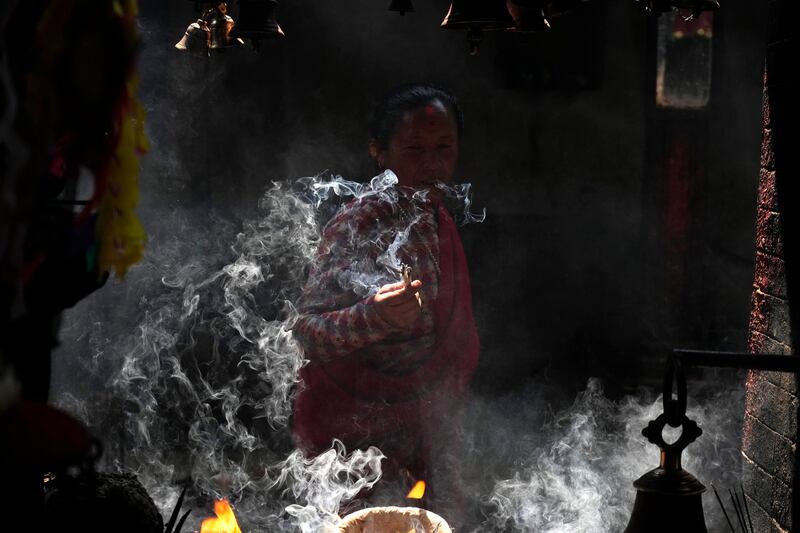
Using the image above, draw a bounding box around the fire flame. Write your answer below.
[200,499,242,533]
[406,480,426,499]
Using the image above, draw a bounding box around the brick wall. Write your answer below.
[742,1,798,531]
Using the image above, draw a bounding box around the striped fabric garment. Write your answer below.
[293,190,440,374]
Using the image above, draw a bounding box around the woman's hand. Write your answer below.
[372,279,423,330]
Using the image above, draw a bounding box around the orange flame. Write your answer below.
[406,480,426,499]
[200,499,242,533]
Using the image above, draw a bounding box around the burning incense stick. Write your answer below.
[712,485,736,533]
[741,484,754,533]
[401,263,422,307]
[729,487,748,533]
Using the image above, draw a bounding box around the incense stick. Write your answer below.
[740,484,754,533]
[712,485,736,533]
[729,487,747,533]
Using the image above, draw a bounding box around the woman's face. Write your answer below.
[371,100,459,194]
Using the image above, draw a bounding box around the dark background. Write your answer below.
[129,0,766,398]
[27,2,772,529]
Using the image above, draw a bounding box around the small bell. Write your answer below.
[441,0,516,29]
[208,3,244,49]
[624,357,709,533]
[230,0,285,51]
[175,3,242,54]
[175,18,211,54]
[389,0,415,16]
[506,1,551,32]
[441,0,516,55]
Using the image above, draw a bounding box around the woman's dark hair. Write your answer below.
[369,83,464,149]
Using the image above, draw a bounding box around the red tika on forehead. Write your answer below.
[424,105,436,116]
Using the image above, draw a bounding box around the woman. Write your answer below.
[292,84,479,517]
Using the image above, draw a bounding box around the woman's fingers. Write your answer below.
[378,280,408,293]
[372,280,424,328]
[377,279,423,302]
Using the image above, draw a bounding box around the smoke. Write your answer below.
[277,441,385,533]
[53,171,482,532]
[466,373,745,532]
[46,6,756,530]
[51,167,747,532]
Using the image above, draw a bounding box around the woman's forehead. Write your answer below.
[395,103,458,137]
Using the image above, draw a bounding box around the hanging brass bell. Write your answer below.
[175,18,212,54]
[389,0,415,16]
[624,416,708,532]
[441,0,515,55]
[176,3,242,54]
[624,357,708,533]
[506,1,551,32]
[441,0,516,30]
[208,3,244,49]
[230,0,285,51]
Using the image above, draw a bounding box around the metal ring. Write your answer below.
[662,354,687,426]
[642,412,702,452]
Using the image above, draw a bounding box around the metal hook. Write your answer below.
[663,353,687,427]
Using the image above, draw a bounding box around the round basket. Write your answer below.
[338,506,452,533]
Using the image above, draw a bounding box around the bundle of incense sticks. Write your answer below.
[712,484,754,533]
[401,263,423,307]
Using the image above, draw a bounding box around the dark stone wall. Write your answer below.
[742,1,798,530]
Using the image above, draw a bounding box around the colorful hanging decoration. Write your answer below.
[29,0,149,279]
[95,70,149,278]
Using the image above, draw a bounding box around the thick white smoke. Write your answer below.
[469,375,745,532]
[53,171,483,532]
[52,168,743,532]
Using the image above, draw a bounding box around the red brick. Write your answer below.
[761,128,775,169]
[755,207,783,256]
[753,251,787,298]
[736,485,789,533]
[746,332,796,394]
[749,290,792,345]
[742,457,791,533]
[772,479,793,530]
[758,168,777,210]
[742,448,780,517]
[745,5,796,529]
[745,373,798,438]
[748,329,792,356]
[741,414,795,487]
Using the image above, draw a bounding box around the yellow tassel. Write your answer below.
[96,71,148,278]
